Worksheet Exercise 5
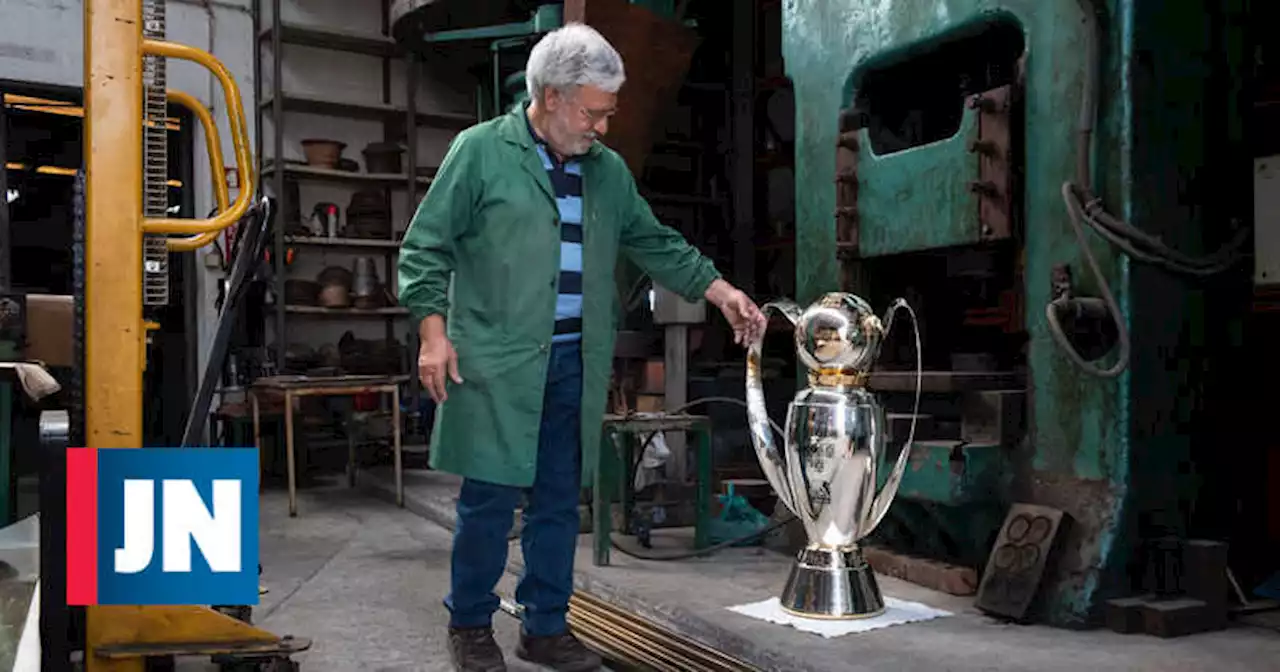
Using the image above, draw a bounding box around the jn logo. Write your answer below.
[67,447,259,606]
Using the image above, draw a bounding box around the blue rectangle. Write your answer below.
[535,144,554,170]
[559,241,582,274]
[555,196,583,225]
[96,447,259,606]
[556,293,583,322]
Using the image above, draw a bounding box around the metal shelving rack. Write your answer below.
[252,0,472,376]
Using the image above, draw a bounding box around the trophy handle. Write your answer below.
[745,300,803,518]
[866,298,923,533]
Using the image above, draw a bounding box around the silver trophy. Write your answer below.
[745,292,921,619]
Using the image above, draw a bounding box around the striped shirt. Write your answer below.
[525,110,584,343]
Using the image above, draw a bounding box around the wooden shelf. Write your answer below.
[261,93,474,130]
[285,236,401,250]
[263,162,432,188]
[281,305,409,317]
[258,23,397,58]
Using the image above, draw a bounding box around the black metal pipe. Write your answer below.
[39,409,72,670]
[270,0,286,373]
[180,198,274,447]
[405,49,422,435]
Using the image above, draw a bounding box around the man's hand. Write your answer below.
[704,278,767,346]
[418,315,463,403]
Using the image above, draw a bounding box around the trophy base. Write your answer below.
[778,545,885,620]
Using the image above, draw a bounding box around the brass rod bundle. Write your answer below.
[565,591,763,672]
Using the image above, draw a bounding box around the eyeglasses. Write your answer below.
[577,105,614,124]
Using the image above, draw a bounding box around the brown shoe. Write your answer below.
[515,631,602,671]
[448,626,507,671]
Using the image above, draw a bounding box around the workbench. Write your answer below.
[250,374,409,517]
[594,413,713,566]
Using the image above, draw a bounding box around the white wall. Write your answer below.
[0,0,257,398]
[0,0,471,417]
[0,0,256,230]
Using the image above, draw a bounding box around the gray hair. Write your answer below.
[525,23,626,102]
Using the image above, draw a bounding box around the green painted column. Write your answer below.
[782,0,1137,626]
[784,0,1243,626]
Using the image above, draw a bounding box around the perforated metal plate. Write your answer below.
[975,503,1065,620]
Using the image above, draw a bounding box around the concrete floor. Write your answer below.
[215,481,550,672]
[163,466,1280,670]
[340,466,1280,672]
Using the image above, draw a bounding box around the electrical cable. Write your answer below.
[1048,182,1132,378]
[1050,0,1250,378]
[1067,187,1247,276]
[672,395,784,436]
[1070,0,1248,276]
[1044,0,1131,378]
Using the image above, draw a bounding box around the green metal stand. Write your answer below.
[420,3,563,44]
[419,4,562,120]
[594,414,713,566]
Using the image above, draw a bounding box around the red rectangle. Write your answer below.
[66,447,97,605]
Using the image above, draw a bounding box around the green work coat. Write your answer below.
[397,105,721,489]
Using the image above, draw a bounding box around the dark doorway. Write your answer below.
[1,80,199,461]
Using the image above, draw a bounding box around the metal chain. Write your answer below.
[71,171,86,447]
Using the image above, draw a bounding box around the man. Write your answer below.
[398,23,766,672]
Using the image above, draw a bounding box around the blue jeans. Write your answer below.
[445,340,583,637]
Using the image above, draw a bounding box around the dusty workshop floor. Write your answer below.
[344,466,1280,672]
[175,481,560,671]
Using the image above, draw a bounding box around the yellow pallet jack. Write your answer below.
[53,1,312,669]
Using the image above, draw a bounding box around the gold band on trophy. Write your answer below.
[807,369,870,388]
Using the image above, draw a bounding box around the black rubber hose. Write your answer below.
[1070,0,1246,276]
[1052,0,1247,378]
[1048,182,1132,378]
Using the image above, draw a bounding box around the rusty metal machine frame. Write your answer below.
[785,0,1250,628]
[80,1,308,669]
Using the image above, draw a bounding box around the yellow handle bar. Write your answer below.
[165,89,229,252]
[140,39,254,238]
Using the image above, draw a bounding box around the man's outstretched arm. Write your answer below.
[618,173,766,344]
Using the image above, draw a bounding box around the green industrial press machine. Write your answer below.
[784,0,1252,627]
[392,0,1258,632]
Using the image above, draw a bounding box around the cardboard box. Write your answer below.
[25,294,74,367]
[635,394,664,413]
